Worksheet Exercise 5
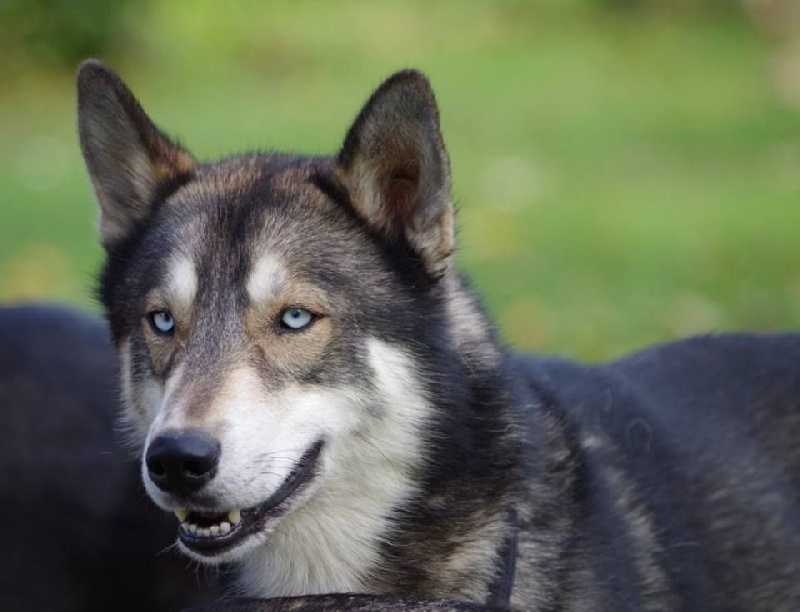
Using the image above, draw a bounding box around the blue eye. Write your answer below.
[148,310,175,336]
[279,308,314,331]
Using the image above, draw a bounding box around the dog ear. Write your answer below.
[77,60,195,250]
[335,70,454,279]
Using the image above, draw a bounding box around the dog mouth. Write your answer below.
[174,441,323,558]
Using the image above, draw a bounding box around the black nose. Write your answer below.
[145,429,220,495]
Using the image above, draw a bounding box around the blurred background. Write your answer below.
[0,0,798,360]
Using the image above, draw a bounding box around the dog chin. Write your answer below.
[177,519,278,564]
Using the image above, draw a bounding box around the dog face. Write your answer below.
[78,62,455,567]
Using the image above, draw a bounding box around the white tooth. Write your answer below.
[187,524,198,534]
[228,509,242,525]
[210,525,220,536]
[201,528,211,537]
[174,509,188,522]
[220,522,231,535]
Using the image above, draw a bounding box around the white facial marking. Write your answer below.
[247,253,286,304]
[232,339,431,597]
[167,255,198,312]
[118,338,138,425]
[118,337,164,445]
[183,365,334,516]
[150,362,188,429]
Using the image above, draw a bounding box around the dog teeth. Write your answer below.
[178,510,242,539]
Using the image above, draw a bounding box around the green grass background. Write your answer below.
[1,1,799,361]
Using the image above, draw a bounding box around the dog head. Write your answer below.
[77,61,457,566]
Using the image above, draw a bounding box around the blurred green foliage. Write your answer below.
[0,1,798,361]
[0,0,135,69]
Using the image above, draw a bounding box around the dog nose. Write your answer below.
[145,430,220,495]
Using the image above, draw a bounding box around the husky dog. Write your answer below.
[76,60,800,610]
[0,304,479,611]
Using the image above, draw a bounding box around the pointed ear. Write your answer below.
[77,60,195,249]
[334,70,454,279]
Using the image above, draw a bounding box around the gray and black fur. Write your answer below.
[71,60,800,610]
